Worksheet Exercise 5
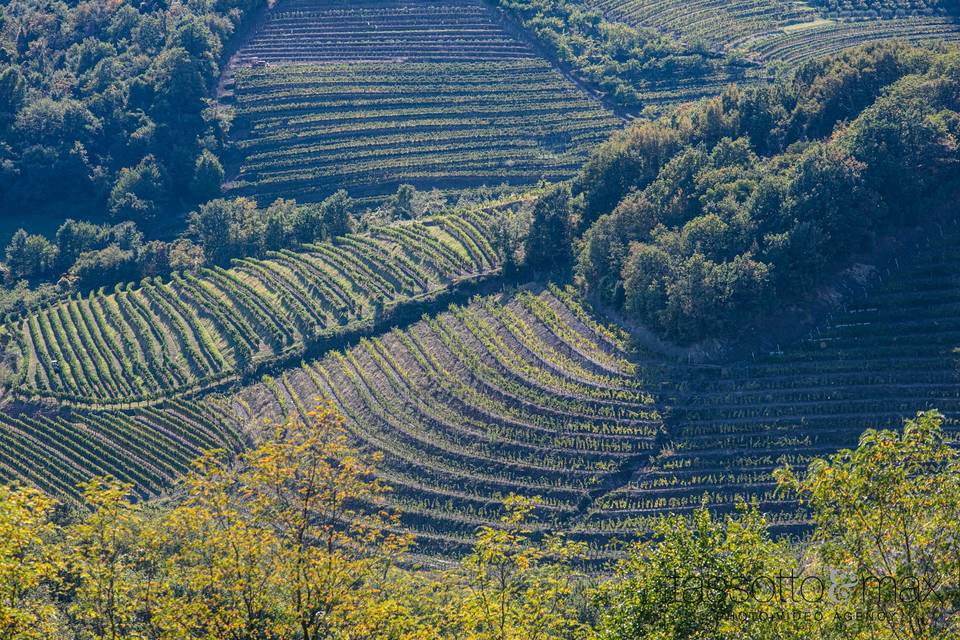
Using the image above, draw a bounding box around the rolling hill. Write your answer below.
[213,218,960,558]
[0,0,957,566]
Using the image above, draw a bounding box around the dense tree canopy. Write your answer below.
[570,43,960,343]
[0,0,263,220]
[0,191,356,308]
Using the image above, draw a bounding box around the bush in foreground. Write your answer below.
[1,407,958,639]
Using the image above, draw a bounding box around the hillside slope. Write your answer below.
[576,221,960,549]
[221,0,621,203]
[0,399,243,501]
[581,0,960,62]
[215,219,960,558]
[4,205,509,407]
[3,218,960,556]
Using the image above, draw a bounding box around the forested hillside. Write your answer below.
[574,43,960,342]
[3,0,960,636]
[0,0,262,223]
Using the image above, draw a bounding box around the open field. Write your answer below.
[219,221,960,556]
[2,0,959,561]
[752,15,960,61]
[228,221,960,556]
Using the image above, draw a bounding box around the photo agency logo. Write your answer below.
[648,569,946,626]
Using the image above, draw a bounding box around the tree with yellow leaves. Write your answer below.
[63,477,158,640]
[0,483,62,640]
[442,495,589,640]
[151,402,417,640]
[235,403,414,640]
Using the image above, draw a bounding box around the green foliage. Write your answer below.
[188,193,357,266]
[1,216,207,292]
[777,410,960,640]
[0,484,61,639]
[391,184,417,221]
[524,184,574,271]
[495,0,743,108]
[444,496,589,640]
[574,43,960,343]
[0,65,25,130]
[108,154,169,224]
[594,506,806,640]
[291,190,353,243]
[190,149,225,202]
[3,229,57,283]
[317,189,354,239]
[0,0,262,217]
[575,120,683,226]
[69,245,138,290]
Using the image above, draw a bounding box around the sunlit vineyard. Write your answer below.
[582,0,960,61]
[226,232,960,556]
[5,211,960,552]
[8,217,960,549]
[809,0,954,18]
[752,16,960,61]
[227,62,621,202]
[4,205,507,407]
[581,0,821,50]
[2,0,958,569]
[0,399,242,500]
[228,285,664,555]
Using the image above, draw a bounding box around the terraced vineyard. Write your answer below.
[5,206,506,407]
[577,226,960,547]
[7,214,960,550]
[223,0,620,203]
[0,399,242,500]
[4,0,960,552]
[228,62,620,202]
[234,0,537,64]
[581,0,822,50]
[228,285,664,555]
[810,0,955,19]
[581,0,960,61]
[752,16,960,61]
[226,236,960,556]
